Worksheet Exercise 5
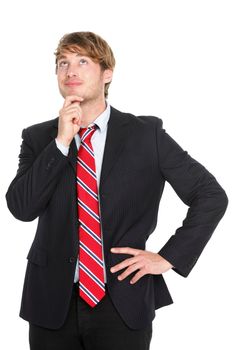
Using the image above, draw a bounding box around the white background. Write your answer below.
[1,0,232,349]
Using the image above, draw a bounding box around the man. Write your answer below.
[5,32,228,350]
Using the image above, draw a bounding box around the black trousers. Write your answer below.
[29,283,153,350]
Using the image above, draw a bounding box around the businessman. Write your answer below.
[6,32,228,350]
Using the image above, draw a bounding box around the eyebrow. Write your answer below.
[57,53,87,61]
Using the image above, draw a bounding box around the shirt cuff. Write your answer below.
[55,138,69,156]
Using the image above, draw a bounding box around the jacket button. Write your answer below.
[69,257,76,263]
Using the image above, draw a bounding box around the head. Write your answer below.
[54,31,115,102]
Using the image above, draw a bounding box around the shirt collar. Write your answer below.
[88,100,111,133]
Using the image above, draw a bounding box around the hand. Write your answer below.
[110,247,173,284]
[57,95,84,147]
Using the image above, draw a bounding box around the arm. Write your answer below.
[110,117,228,283]
[5,127,69,222]
[156,118,228,277]
[6,95,84,222]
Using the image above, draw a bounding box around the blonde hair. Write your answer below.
[54,31,115,98]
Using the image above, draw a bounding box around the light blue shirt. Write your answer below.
[55,101,110,283]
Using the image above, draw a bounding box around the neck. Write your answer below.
[79,97,107,127]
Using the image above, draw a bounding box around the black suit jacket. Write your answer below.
[5,106,228,330]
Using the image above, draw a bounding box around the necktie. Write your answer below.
[76,125,105,307]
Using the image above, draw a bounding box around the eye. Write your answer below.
[58,60,68,68]
[79,58,88,65]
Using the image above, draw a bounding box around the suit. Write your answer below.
[5,106,228,330]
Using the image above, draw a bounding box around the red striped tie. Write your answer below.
[76,125,105,307]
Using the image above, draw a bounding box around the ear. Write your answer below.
[103,69,113,83]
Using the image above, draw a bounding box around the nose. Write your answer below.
[66,63,79,78]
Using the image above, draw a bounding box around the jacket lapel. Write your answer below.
[99,106,130,190]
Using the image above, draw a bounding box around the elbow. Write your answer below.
[5,191,37,222]
[6,204,37,222]
[220,189,228,214]
[211,187,228,220]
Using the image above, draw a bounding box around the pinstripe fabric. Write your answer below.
[77,125,105,307]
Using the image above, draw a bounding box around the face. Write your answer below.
[56,51,113,102]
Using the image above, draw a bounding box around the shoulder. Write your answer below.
[20,118,58,151]
[111,106,163,125]
[110,105,163,130]
[23,117,58,135]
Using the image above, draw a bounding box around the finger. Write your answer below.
[117,262,143,281]
[60,110,81,122]
[63,95,84,107]
[110,247,140,255]
[64,95,84,106]
[62,105,81,114]
[73,117,81,125]
[60,104,82,117]
[130,269,147,284]
[110,257,138,273]
[130,271,145,284]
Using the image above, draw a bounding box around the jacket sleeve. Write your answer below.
[5,127,69,222]
[156,118,228,277]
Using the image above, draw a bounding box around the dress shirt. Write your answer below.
[55,101,111,283]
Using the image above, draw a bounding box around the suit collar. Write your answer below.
[88,100,110,133]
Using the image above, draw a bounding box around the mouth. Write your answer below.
[64,82,83,87]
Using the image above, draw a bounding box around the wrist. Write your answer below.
[56,136,71,147]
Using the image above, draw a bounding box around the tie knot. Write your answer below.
[78,124,97,142]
